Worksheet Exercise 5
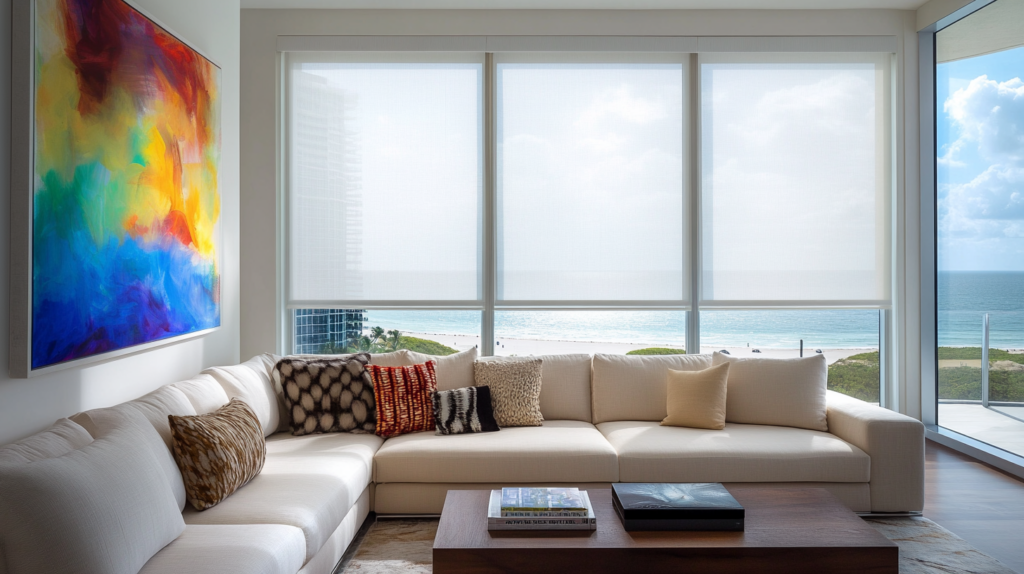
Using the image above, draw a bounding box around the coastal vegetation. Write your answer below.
[627,348,687,356]
[319,327,459,356]
[827,351,880,403]
[827,347,1024,403]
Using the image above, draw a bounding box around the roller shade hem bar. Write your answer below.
[699,300,892,310]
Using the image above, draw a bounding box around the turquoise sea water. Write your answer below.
[361,273,1024,349]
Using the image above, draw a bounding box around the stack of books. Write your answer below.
[487,487,597,531]
[611,483,745,531]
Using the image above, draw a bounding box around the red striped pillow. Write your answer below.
[369,362,438,438]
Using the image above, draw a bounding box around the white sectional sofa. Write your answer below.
[0,351,925,574]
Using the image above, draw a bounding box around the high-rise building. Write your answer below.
[293,309,366,354]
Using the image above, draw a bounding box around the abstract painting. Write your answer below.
[31,0,221,370]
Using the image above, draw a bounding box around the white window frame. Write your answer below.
[279,36,898,408]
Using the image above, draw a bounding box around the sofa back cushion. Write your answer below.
[203,356,281,437]
[171,373,231,415]
[712,352,829,432]
[477,354,593,422]
[404,347,477,391]
[0,410,185,574]
[0,419,93,465]
[70,385,196,510]
[591,353,712,424]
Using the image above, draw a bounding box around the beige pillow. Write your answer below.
[661,363,730,430]
[168,398,267,511]
[712,352,829,432]
[473,358,544,427]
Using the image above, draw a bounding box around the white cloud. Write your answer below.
[944,76,1024,164]
[576,85,668,127]
[947,164,1024,220]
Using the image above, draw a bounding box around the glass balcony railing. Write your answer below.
[938,312,1024,458]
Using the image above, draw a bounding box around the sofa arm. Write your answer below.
[826,390,925,513]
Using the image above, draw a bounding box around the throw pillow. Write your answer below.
[273,354,377,435]
[370,362,438,438]
[432,386,500,435]
[168,398,267,511]
[711,351,829,432]
[473,358,544,427]
[661,363,730,430]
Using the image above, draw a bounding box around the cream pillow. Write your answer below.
[661,363,730,430]
[712,352,829,432]
[473,358,544,427]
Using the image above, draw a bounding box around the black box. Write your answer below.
[611,483,744,531]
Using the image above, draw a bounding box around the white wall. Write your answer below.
[240,8,923,417]
[0,0,241,445]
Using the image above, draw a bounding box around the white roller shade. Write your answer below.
[700,54,891,307]
[937,0,1024,63]
[495,54,688,304]
[286,53,484,305]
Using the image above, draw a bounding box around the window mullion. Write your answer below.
[483,52,497,357]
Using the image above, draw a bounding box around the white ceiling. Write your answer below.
[241,0,929,10]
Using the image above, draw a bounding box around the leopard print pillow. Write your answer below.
[473,359,544,427]
[273,354,376,435]
[168,398,266,511]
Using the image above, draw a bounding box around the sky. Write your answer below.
[937,45,1024,271]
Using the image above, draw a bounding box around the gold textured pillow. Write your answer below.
[168,398,266,511]
[661,362,730,430]
[473,358,543,427]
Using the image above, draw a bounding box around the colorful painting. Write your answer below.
[32,0,221,370]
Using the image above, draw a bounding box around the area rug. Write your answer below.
[339,516,1016,574]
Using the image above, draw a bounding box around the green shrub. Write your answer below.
[938,366,1024,402]
[827,352,879,403]
[396,336,459,356]
[626,348,687,356]
[938,347,1024,364]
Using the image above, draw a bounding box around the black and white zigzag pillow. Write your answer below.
[432,385,501,435]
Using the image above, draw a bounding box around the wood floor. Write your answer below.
[925,440,1024,572]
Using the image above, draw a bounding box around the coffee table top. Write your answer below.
[434,487,896,551]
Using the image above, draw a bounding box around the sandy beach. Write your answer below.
[404,331,873,365]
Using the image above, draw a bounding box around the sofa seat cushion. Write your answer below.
[598,421,869,483]
[182,432,382,563]
[374,420,619,483]
[138,524,306,574]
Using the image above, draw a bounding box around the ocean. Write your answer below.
[360,273,1024,350]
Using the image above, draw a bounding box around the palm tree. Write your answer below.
[369,326,386,346]
[385,329,402,351]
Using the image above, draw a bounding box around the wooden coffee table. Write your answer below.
[433,487,897,574]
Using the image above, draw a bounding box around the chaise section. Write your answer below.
[825,390,925,512]
[374,421,619,484]
[183,432,383,563]
[138,524,306,574]
[597,421,870,484]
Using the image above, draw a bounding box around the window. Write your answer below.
[700,55,891,306]
[934,0,1024,457]
[496,56,687,303]
[283,46,895,400]
[287,54,484,304]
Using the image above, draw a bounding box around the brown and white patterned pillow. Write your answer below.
[168,398,266,511]
[473,359,544,427]
[273,354,376,435]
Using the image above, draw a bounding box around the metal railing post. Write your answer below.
[982,313,990,408]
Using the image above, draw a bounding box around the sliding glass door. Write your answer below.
[935,0,1024,456]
